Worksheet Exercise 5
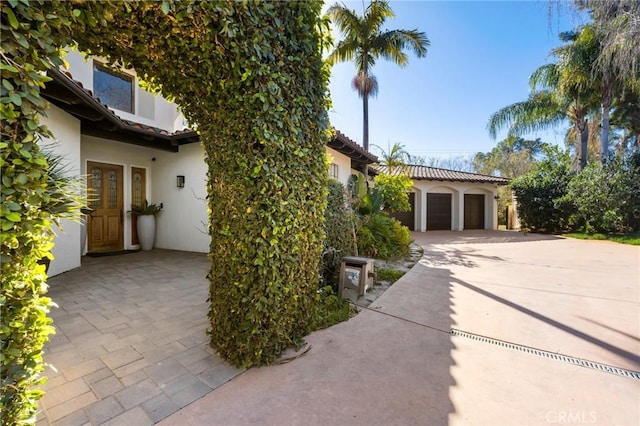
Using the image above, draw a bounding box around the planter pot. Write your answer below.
[136,215,156,251]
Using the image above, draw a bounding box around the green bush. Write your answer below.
[357,213,411,259]
[321,180,357,289]
[565,154,640,233]
[373,173,413,213]
[511,146,575,232]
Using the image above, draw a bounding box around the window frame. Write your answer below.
[329,163,339,180]
[93,61,135,114]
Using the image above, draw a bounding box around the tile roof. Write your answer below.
[328,130,378,164]
[376,164,510,184]
[45,67,199,146]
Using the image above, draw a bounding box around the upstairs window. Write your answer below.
[93,62,134,113]
[329,163,339,180]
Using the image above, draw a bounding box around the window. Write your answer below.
[329,163,339,180]
[93,62,134,113]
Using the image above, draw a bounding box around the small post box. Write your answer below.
[338,256,375,299]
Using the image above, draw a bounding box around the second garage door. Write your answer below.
[427,193,451,230]
[464,194,485,229]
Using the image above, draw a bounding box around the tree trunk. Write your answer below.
[579,122,589,171]
[601,89,612,162]
[362,94,369,179]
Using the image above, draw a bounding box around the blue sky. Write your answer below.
[326,0,588,159]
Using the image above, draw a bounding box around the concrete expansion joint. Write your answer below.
[450,329,640,381]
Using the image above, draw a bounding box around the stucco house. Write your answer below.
[41,51,508,277]
[41,51,377,276]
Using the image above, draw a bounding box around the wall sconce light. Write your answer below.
[177,175,185,188]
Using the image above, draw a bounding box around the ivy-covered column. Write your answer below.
[70,0,330,367]
[202,2,330,367]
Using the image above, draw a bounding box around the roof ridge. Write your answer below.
[405,164,507,179]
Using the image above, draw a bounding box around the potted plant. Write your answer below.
[130,199,162,250]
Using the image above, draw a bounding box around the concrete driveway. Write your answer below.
[162,231,640,426]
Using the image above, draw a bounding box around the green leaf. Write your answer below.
[0,63,19,73]
[161,0,170,15]
[3,7,19,29]
[5,212,21,222]
[9,92,21,106]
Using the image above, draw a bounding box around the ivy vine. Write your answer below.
[2,2,330,420]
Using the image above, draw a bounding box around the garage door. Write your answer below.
[464,194,485,229]
[390,192,415,230]
[427,193,451,230]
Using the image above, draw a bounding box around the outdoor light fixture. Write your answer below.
[177,175,185,188]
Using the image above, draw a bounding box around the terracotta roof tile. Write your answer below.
[376,164,510,184]
[330,130,378,164]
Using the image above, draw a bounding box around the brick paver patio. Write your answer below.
[37,250,243,425]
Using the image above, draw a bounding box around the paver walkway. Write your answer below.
[37,250,242,425]
[161,231,640,425]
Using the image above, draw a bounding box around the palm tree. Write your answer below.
[373,141,410,175]
[578,0,640,88]
[326,0,429,167]
[488,30,600,170]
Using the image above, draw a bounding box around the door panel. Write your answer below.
[130,167,146,245]
[427,193,452,230]
[88,161,124,252]
[464,194,485,229]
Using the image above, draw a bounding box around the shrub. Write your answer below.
[373,173,413,213]
[357,213,411,259]
[511,147,575,232]
[321,180,357,290]
[565,154,640,233]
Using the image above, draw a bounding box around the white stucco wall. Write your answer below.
[41,105,82,276]
[63,50,184,132]
[152,143,209,253]
[412,181,498,231]
[325,147,353,186]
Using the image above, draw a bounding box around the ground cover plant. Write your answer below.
[376,267,406,284]
[565,232,640,246]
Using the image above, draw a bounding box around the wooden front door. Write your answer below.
[87,161,124,253]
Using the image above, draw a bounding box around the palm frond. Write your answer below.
[326,3,363,40]
[372,29,429,66]
[529,63,559,92]
[487,91,566,139]
[327,39,358,65]
[364,0,395,34]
